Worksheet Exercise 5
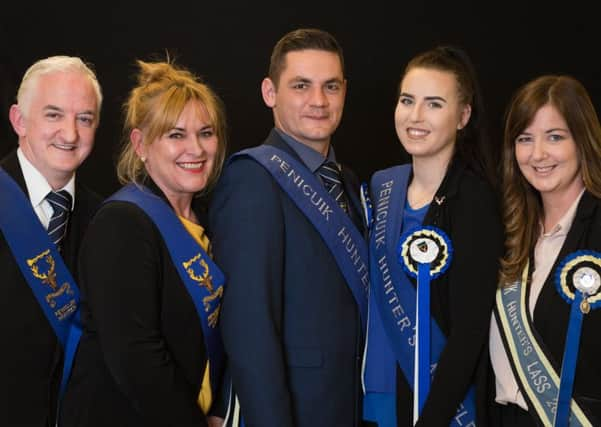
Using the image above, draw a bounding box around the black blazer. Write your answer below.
[60,181,214,427]
[209,129,365,427]
[0,150,101,427]
[530,192,601,424]
[390,161,504,426]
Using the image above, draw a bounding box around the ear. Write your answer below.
[9,104,26,137]
[457,104,472,130]
[261,77,277,108]
[130,128,146,159]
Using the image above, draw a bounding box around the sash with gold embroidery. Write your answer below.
[108,184,225,397]
[494,260,594,427]
[0,168,81,399]
[234,146,369,330]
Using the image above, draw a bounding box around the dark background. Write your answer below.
[2,4,599,197]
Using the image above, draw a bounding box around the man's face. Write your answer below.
[262,49,346,153]
[10,70,99,188]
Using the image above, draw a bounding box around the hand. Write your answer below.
[207,415,224,427]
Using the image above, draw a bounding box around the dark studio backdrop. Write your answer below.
[2,3,599,197]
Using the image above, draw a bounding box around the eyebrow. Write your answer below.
[171,124,213,132]
[519,128,570,135]
[399,93,447,103]
[289,76,343,84]
[43,105,96,116]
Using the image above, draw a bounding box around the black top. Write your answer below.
[60,181,214,427]
[394,161,504,426]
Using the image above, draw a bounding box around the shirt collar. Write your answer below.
[17,148,75,209]
[275,128,337,173]
[541,189,584,238]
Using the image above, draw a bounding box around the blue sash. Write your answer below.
[232,146,369,331]
[495,262,593,427]
[108,184,225,397]
[365,165,477,426]
[0,168,81,399]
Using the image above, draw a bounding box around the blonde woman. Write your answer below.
[60,60,227,427]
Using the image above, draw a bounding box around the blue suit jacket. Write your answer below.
[209,129,365,427]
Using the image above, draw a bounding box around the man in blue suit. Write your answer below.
[209,28,366,427]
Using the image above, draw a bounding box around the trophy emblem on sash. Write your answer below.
[183,253,224,327]
[27,249,74,308]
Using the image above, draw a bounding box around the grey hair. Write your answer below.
[17,55,103,116]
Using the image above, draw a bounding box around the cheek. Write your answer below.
[514,145,528,166]
[204,139,219,159]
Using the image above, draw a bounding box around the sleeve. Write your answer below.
[417,180,504,426]
[209,158,295,427]
[79,202,207,427]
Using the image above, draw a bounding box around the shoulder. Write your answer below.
[213,151,282,201]
[90,200,156,235]
[75,182,104,213]
[455,169,499,206]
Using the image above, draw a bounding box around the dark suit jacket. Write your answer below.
[0,150,101,427]
[209,129,365,427]
[59,181,215,427]
[390,161,504,426]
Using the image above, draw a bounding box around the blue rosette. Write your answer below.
[397,226,453,421]
[398,226,453,279]
[553,250,601,427]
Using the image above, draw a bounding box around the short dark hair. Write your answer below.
[268,28,344,87]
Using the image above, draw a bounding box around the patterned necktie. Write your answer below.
[46,190,72,252]
[318,161,349,214]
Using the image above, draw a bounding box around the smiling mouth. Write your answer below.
[533,165,556,174]
[52,143,77,151]
[177,161,205,171]
[406,128,429,138]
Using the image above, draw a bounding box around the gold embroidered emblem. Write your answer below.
[27,249,75,315]
[183,253,223,328]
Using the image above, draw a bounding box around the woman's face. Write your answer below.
[138,99,218,203]
[394,67,470,165]
[514,103,583,204]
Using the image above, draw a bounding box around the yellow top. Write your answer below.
[178,215,213,415]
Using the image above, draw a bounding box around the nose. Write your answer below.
[409,102,423,122]
[309,87,328,107]
[531,139,547,161]
[61,118,79,143]
[188,135,205,156]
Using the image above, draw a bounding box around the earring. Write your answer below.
[140,156,146,163]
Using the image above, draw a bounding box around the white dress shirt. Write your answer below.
[16,148,75,229]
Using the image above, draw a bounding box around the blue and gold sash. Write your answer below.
[0,168,81,399]
[233,146,369,330]
[494,261,594,427]
[364,165,476,426]
[108,184,225,398]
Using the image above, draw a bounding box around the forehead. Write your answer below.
[401,67,458,97]
[30,70,98,112]
[526,104,568,130]
[280,49,343,81]
[174,99,211,125]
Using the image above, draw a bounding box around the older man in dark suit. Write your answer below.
[210,28,368,427]
[0,56,102,426]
